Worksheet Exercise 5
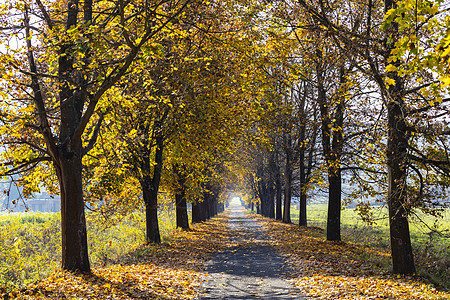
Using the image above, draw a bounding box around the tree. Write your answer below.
[294,0,450,273]
[0,0,190,271]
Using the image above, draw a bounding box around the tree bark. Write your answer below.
[327,67,345,241]
[275,168,282,220]
[259,183,268,217]
[316,52,344,241]
[141,136,164,244]
[143,182,161,244]
[58,155,90,272]
[387,98,415,273]
[218,201,224,213]
[268,185,275,218]
[56,0,90,272]
[383,0,416,274]
[299,126,307,227]
[141,160,161,244]
[283,136,292,223]
[326,169,341,240]
[174,164,189,229]
[203,194,211,220]
[192,201,201,223]
[175,193,189,230]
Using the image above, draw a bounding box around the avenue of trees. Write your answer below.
[0,0,449,276]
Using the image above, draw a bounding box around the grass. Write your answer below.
[2,211,231,299]
[0,208,179,290]
[287,204,450,290]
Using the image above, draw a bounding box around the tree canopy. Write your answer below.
[0,0,449,276]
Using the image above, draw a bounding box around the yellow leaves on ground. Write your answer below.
[5,213,232,299]
[251,215,449,300]
[17,265,198,299]
[297,275,444,300]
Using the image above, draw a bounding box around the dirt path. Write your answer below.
[199,203,307,299]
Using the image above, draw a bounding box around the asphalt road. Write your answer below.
[199,203,307,299]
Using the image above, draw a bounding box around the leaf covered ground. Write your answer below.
[1,213,231,299]
[252,214,449,300]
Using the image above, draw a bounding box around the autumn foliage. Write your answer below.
[1,213,231,299]
[252,214,449,300]
[0,0,449,297]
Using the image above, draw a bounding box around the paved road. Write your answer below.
[200,203,307,299]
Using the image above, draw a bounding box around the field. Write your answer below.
[290,204,450,290]
[0,209,177,290]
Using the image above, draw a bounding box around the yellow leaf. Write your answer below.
[440,76,450,87]
[385,77,396,86]
[441,47,450,58]
[385,64,397,73]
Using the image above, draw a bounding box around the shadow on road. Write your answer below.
[200,203,307,299]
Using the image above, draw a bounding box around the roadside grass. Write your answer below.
[0,208,181,290]
[288,204,450,290]
[2,212,231,299]
[252,213,450,300]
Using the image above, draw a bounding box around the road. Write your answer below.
[200,202,307,299]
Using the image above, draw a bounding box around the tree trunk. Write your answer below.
[299,145,307,227]
[316,53,344,241]
[268,185,275,218]
[142,179,161,244]
[275,171,282,220]
[299,192,307,227]
[141,136,164,244]
[298,88,308,227]
[383,0,416,274]
[53,0,90,272]
[209,194,215,218]
[192,201,201,223]
[387,99,415,273]
[260,184,268,217]
[58,155,90,272]
[174,164,189,229]
[212,194,218,216]
[283,141,292,223]
[326,169,341,240]
[218,202,224,213]
[199,198,208,221]
[175,193,189,230]
[327,67,345,241]
[204,195,211,220]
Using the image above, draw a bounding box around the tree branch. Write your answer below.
[35,0,54,30]
[72,0,192,145]
[0,156,52,176]
[82,111,106,156]
[24,4,58,162]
